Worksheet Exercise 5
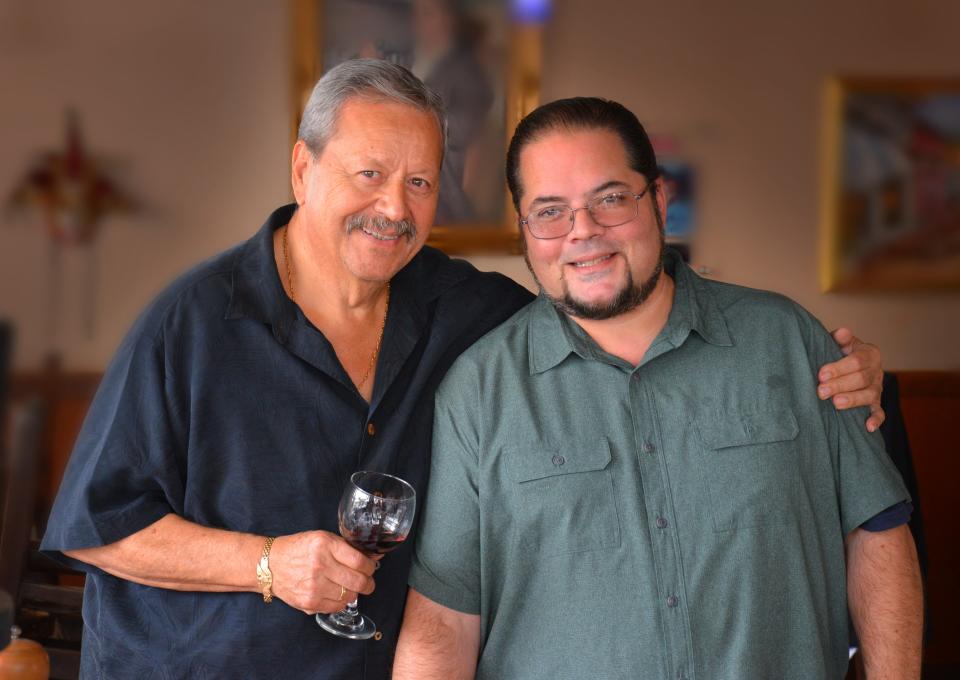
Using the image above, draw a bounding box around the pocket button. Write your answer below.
[551,454,566,467]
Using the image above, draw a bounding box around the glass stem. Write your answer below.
[344,598,360,618]
[331,598,362,627]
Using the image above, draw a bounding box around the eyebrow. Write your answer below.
[528,180,632,208]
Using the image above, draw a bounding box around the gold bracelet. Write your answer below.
[256,536,276,603]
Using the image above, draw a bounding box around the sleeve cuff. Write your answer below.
[859,501,913,532]
[408,560,480,616]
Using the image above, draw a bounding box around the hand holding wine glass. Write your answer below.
[266,530,377,615]
[317,471,416,640]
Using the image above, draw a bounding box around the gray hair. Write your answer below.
[298,58,447,157]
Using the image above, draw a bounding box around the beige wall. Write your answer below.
[0,0,290,370]
[2,0,958,371]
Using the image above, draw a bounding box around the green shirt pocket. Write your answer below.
[509,438,621,556]
[694,407,801,532]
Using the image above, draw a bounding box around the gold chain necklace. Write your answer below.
[282,225,389,390]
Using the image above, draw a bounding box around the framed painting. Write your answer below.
[291,0,542,254]
[820,78,960,291]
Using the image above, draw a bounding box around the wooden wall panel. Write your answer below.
[897,371,960,676]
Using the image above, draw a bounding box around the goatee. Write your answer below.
[526,225,666,321]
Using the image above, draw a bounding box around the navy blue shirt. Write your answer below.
[41,204,534,679]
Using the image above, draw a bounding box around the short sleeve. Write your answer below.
[860,501,912,532]
[40,318,185,568]
[407,362,482,615]
[798,308,910,536]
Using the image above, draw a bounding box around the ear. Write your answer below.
[653,176,669,226]
[654,177,669,217]
[291,140,313,206]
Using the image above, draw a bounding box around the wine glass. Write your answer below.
[316,470,416,640]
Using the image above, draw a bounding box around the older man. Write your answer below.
[394,98,922,679]
[42,61,886,679]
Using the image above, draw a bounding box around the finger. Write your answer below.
[830,327,856,354]
[306,597,355,616]
[325,579,358,605]
[330,539,378,575]
[818,351,869,383]
[866,404,886,433]
[325,560,376,596]
[817,370,877,400]
[830,388,877,410]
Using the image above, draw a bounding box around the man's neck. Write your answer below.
[275,212,389,324]
[567,271,675,367]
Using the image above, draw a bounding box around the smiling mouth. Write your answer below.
[570,254,615,268]
[361,226,403,241]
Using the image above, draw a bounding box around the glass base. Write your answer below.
[316,610,377,640]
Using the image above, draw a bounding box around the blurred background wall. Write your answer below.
[2,0,959,371]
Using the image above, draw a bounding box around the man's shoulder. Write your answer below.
[443,301,536,377]
[697,275,815,329]
[700,275,799,312]
[692,274,834,363]
[125,239,248,344]
[414,246,528,294]
[409,246,534,321]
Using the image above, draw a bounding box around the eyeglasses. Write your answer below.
[520,182,654,240]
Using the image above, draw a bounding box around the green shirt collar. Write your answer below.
[528,247,733,375]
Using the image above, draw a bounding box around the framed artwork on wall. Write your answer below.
[820,77,960,291]
[291,0,542,255]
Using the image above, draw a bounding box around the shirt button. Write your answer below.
[655,516,668,529]
[373,631,383,641]
[632,373,641,382]
[666,595,679,608]
[643,441,656,454]
[367,423,376,436]
[551,454,566,467]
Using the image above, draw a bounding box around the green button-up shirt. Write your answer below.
[409,249,908,680]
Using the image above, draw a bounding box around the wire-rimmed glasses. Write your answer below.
[521,182,653,239]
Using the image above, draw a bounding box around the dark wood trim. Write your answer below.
[896,370,960,399]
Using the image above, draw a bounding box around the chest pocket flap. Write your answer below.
[695,408,799,450]
[513,438,612,483]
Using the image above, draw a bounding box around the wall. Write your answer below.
[1,0,958,371]
[0,0,290,370]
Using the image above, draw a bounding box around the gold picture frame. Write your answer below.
[291,0,542,255]
[820,77,960,291]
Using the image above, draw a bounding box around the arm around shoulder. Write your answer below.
[393,588,480,680]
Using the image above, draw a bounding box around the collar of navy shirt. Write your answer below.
[223,203,476,411]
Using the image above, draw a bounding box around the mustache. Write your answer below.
[346,214,418,242]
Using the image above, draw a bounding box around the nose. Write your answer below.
[375,177,408,223]
[567,205,605,241]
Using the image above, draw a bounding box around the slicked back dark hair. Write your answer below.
[506,97,660,213]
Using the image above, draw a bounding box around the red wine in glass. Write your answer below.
[339,524,407,555]
[317,471,416,640]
